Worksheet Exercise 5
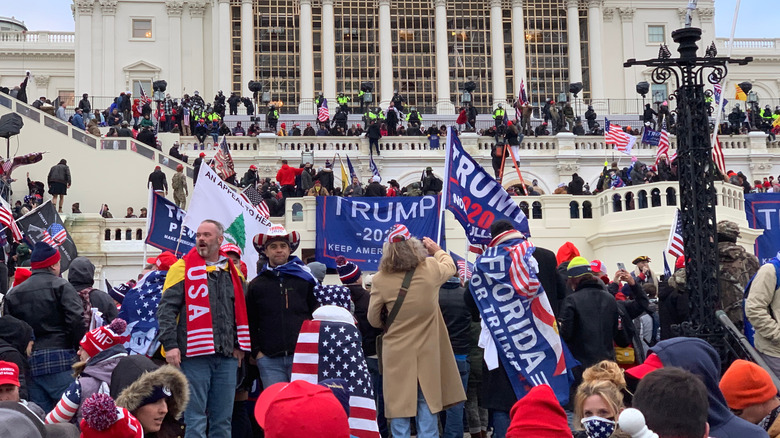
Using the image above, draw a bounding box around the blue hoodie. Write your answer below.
[652,338,768,438]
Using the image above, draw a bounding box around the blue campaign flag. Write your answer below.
[315,196,441,271]
[346,155,358,181]
[145,193,196,257]
[745,193,780,263]
[641,128,662,146]
[442,127,529,245]
[369,154,380,181]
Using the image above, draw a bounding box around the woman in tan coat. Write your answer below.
[368,224,466,438]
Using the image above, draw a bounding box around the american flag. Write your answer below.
[468,243,485,255]
[604,119,637,155]
[508,239,540,299]
[666,208,684,258]
[118,269,166,356]
[449,251,473,282]
[0,198,22,241]
[318,97,330,123]
[240,186,270,219]
[291,319,380,438]
[214,136,236,180]
[518,79,529,106]
[42,223,68,248]
[654,129,677,165]
[712,135,726,174]
[45,380,81,424]
[0,152,44,177]
[369,154,380,181]
[139,83,148,101]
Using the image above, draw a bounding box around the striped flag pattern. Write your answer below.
[508,239,540,299]
[654,129,677,165]
[604,119,637,155]
[291,320,380,438]
[45,380,81,424]
[449,251,474,282]
[0,198,22,241]
[667,209,684,258]
[214,135,236,180]
[241,186,270,219]
[41,223,68,247]
[712,136,726,174]
[318,98,330,123]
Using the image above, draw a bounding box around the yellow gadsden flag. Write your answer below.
[735,84,747,101]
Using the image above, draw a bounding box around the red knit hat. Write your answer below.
[80,319,130,358]
[80,393,143,438]
[12,268,31,287]
[719,359,778,410]
[254,380,350,438]
[675,255,685,271]
[506,384,570,438]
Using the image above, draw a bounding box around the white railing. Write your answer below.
[718,38,778,50]
[0,31,75,44]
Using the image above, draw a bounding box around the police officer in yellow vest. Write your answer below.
[337,93,350,113]
[493,104,506,127]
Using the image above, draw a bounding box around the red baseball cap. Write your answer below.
[254,381,350,438]
[221,243,242,257]
[625,353,663,380]
[146,251,178,271]
[0,361,20,387]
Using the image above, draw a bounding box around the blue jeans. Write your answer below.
[366,357,388,437]
[180,354,238,438]
[389,386,438,438]
[442,357,470,438]
[256,355,293,389]
[491,410,510,438]
[28,370,74,414]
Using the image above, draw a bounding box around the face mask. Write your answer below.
[581,416,616,438]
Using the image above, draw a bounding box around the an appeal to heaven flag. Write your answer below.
[183,164,273,279]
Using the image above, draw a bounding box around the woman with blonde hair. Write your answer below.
[574,360,630,438]
[368,224,466,438]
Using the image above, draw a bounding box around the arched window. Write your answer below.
[582,201,593,219]
[651,188,662,207]
[125,229,133,241]
[638,190,648,209]
[115,229,122,240]
[136,229,143,240]
[625,192,635,211]
[532,201,543,219]
[666,187,677,206]
[292,202,304,221]
[519,201,530,218]
[569,201,580,219]
[105,229,111,241]
[613,194,623,212]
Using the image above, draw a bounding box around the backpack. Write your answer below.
[743,257,780,346]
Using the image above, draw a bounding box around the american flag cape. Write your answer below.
[291,318,380,438]
[117,269,167,356]
[318,98,330,123]
[214,135,236,180]
[666,208,684,258]
[654,129,676,165]
[604,119,636,155]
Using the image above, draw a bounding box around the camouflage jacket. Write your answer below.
[718,241,760,328]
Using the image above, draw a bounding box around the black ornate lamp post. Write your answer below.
[624,28,751,351]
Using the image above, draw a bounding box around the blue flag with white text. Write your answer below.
[145,193,196,257]
[443,127,529,244]
[745,193,780,263]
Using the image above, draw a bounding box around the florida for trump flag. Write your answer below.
[291,313,379,438]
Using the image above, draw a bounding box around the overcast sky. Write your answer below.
[2,0,777,38]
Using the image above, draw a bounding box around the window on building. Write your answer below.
[651,83,667,103]
[648,25,665,43]
[132,19,153,39]
[132,80,152,98]
[58,91,75,107]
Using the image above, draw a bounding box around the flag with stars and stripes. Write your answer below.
[654,129,676,165]
[712,135,726,174]
[214,135,236,180]
[45,380,81,424]
[42,223,68,248]
[291,319,380,438]
[0,197,22,241]
[0,152,44,177]
[240,186,270,219]
[666,208,684,258]
[17,200,78,271]
[313,284,352,309]
[604,119,636,155]
[117,269,167,356]
[318,98,330,123]
[449,251,474,283]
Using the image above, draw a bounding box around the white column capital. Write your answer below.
[378,0,390,7]
[322,0,334,5]
[300,0,313,6]
[166,0,184,16]
[75,0,95,15]
[566,0,579,9]
[189,2,207,17]
[33,74,50,88]
[241,0,252,3]
[434,0,446,7]
[99,0,118,15]
[511,0,523,7]
[585,0,601,8]
[489,0,502,8]
[603,7,614,21]
[218,0,230,4]
[698,8,714,22]
[618,7,635,22]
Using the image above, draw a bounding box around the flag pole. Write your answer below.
[143,185,152,269]
[709,0,741,151]
[438,127,454,246]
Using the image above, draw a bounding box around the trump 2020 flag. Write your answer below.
[17,200,78,271]
[145,193,195,257]
[291,313,379,438]
[183,164,273,279]
[470,236,575,404]
[442,127,529,245]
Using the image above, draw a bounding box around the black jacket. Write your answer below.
[346,284,381,357]
[533,247,567,318]
[364,182,386,197]
[2,270,86,351]
[438,280,471,355]
[658,275,689,340]
[367,123,382,140]
[148,170,168,192]
[246,266,318,357]
[0,315,34,400]
[558,278,620,367]
[68,257,118,323]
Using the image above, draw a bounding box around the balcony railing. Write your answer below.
[0,31,75,44]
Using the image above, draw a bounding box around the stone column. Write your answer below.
[618,8,636,99]
[188,3,206,95]
[100,1,117,95]
[74,0,94,96]
[167,1,184,97]
[299,0,315,113]
[33,75,51,102]
[241,0,254,97]
[511,0,527,102]
[489,0,507,108]
[566,0,583,86]
[218,0,231,93]
[379,0,393,108]
[322,0,337,103]
[587,0,604,99]
[434,0,454,114]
